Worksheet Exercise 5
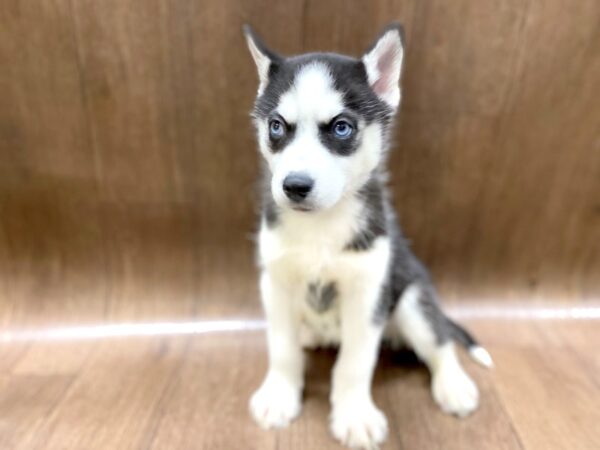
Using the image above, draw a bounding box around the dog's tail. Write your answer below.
[446,318,494,368]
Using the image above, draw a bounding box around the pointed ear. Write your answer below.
[362,23,405,109]
[243,24,278,95]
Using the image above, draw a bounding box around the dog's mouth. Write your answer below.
[290,204,314,213]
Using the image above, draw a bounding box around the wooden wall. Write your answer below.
[1,0,599,326]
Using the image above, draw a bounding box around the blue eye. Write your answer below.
[269,119,285,138]
[333,120,353,139]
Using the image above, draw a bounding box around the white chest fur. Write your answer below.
[258,197,391,345]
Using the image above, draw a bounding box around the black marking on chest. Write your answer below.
[306,281,338,313]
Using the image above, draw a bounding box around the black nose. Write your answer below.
[282,173,314,202]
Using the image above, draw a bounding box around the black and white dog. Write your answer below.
[245,23,492,449]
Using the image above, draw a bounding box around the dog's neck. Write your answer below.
[262,172,387,254]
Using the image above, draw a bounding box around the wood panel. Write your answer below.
[0,320,599,449]
[1,4,599,448]
[0,0,599,328]
[0,0,94,177]
[0,0,108,328]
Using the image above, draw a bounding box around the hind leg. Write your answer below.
[393,284,479,417]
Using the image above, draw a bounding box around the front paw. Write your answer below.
[330,398,388,450]
[249,374,302,429]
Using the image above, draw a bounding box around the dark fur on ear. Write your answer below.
[243,24,284,94]
[242,24,282,62]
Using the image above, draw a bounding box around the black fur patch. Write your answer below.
[263,194,279,227]
[373,233,483,350]
[307,281,337,313]
[258,163,279,227]
[344,175,388,251]
[267,113,296,153]
[372,219,440,324]
[317,113,360,156]
[253,53,392,126]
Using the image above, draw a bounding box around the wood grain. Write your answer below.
[0,2,599,447]
[0,321,598,449]
[1,0,598,319]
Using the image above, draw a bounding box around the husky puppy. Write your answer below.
[244,23,492,449]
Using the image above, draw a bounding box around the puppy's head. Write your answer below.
[245,24,404,213]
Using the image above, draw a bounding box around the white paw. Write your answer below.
[249,374,302,429]
[330,398,388,450]
[432,363,479,417]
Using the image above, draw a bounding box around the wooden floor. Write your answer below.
[1,315,599,449]
[0,225,598,449]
